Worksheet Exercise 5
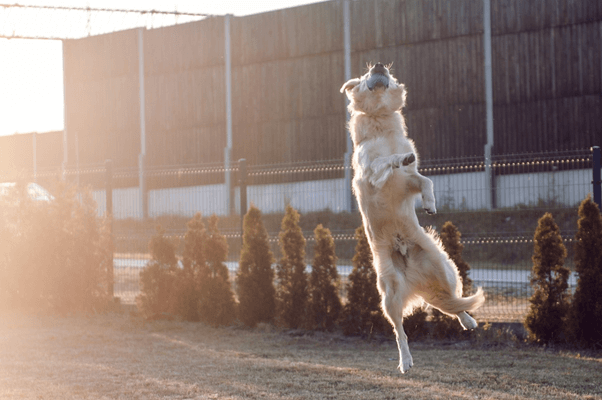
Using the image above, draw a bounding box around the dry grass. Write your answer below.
[1,312,600,400]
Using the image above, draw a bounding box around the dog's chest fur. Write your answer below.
[350,112,415,183]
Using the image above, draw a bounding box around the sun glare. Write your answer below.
[0,38,64,136]
[0,0,327,138]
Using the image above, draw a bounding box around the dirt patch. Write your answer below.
[0,313,600,399]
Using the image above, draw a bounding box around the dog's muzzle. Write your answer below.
[367,72,389,91]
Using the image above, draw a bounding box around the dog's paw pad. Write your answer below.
[402,153,416,166]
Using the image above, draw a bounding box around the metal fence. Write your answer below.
[5,148,600,322]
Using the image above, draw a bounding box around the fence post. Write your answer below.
[239,158,247,246]
[343,0,354,213]
[483,0,495,210]
[105,159,114,299]
[593,146,601,211]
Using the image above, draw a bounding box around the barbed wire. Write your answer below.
[0,3,212,40]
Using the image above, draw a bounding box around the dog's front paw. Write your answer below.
[401,152,415,166]
[393,152,416,168]
[422,197,436,215]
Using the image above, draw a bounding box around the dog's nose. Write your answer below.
[372,63,386,74]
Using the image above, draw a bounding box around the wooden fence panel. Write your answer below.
[0,134,32,174]
[63,29,140,169]
[53,0,601,175]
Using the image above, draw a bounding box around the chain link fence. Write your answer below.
[4,148,598,322]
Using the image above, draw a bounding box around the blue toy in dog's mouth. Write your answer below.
[367,73,389,91]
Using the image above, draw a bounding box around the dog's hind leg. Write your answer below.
[374,250,413,373]
[413,250,484,330]
[457,311,478,330]
[379,274,413,373]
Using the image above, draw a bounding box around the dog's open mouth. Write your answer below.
[367,73,389,91]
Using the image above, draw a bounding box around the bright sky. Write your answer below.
[0,0,328,136]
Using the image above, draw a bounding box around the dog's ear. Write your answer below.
[340,78,361,93]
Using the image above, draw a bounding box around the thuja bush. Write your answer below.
[200,215,236,326]
[237,205,276,327]
[524,213,570,344]
[137,226,179,320]
[308,224,341,331]
[275,205,308,329]
[138,213,236,324]
[0,181,111,314]
[174,213,206,321]
[431,221,473,339]
[566,197,602,348]
[341,226,390,337]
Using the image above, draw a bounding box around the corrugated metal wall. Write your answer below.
[144,17,227,167]
[349,0,487,159]
[0,131,62,175]
[491,0,602,154]
[63,29,141,169]
[229,2,347,165]
[3,0,600,177]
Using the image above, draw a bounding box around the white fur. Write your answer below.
[341,64,485,374]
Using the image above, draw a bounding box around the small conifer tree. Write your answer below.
[199,215,237,326]
[308,224,342,331]
[524,213,570,344]
[175,212,206,321]
[566,196,602,347]
[236,205,276,327]
[432,221,473,339]
[137,226,179,319]
[276,205,308,329]
[1,181,111,314]
[341,226,390,337]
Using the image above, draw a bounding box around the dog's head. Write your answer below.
[340,63,406,116]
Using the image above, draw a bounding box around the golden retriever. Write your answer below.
[341,63,485,373]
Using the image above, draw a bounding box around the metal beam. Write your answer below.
[593,146,601,210]
[343,0,353,213]
[138,27,147,219]
[61,39,68,179]
[483,0,495,210]
[224,14,234,215]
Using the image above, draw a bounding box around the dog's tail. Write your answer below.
[433,287,486,315]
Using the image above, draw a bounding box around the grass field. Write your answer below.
[1,312,600,400]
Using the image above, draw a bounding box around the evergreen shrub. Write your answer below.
[308,224,341,331]
[524,213,570,344]
[200,215,236,326]
[236,205,276,327]
[0,181,111,314]
[566,197,602,348]
[275,205,308,329]
[341,226,390,337]
[137,226,179,319]
[175,212,206,322]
